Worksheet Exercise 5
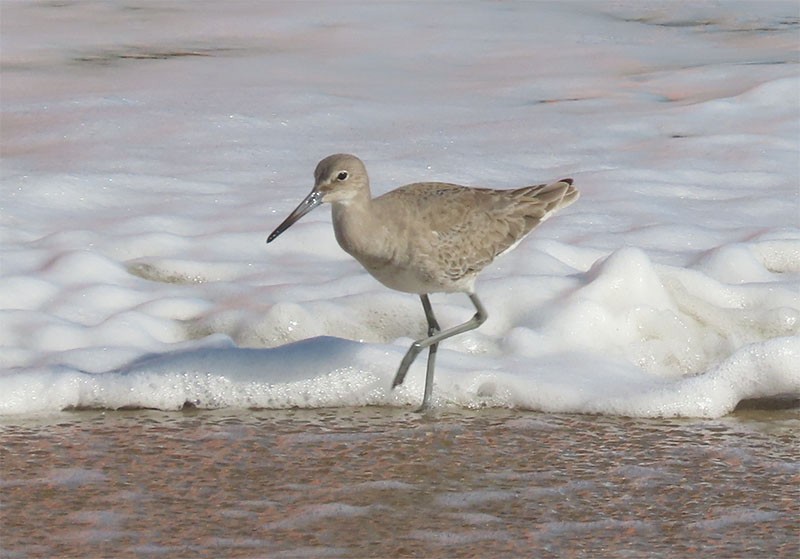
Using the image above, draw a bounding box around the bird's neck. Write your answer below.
[331,193,384,261]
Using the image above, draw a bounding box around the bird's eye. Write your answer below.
[336,171,349,181]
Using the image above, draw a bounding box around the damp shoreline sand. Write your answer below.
[2,406,798,558]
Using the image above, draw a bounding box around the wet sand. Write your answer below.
[2,406,798,558]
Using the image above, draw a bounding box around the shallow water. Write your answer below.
[2,407,798,558]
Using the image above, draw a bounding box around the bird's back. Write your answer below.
[366,179,578,293]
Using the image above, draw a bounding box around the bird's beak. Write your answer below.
[267,189,323,243]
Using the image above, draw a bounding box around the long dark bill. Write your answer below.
[266,190,323,243]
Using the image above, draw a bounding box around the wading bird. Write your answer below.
[268,154,578,410]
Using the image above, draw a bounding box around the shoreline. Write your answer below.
[3,407,798,558]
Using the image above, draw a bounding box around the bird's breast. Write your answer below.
[332,205,462,293]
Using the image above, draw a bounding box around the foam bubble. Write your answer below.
[1,0,797,418]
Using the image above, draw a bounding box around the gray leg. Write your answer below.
[391,293,488,409]
[419,294,441,411]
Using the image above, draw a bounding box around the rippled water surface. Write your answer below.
[2,407,798,558]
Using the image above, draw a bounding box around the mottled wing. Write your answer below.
[380,179,578,282]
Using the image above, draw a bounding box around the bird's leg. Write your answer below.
[392,293,488,409]
[418,294,441,411]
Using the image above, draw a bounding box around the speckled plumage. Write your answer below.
[320,154,579,294]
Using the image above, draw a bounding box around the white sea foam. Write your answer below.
[1,1,798,417]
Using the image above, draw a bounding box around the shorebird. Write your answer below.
[267,154,578,410]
